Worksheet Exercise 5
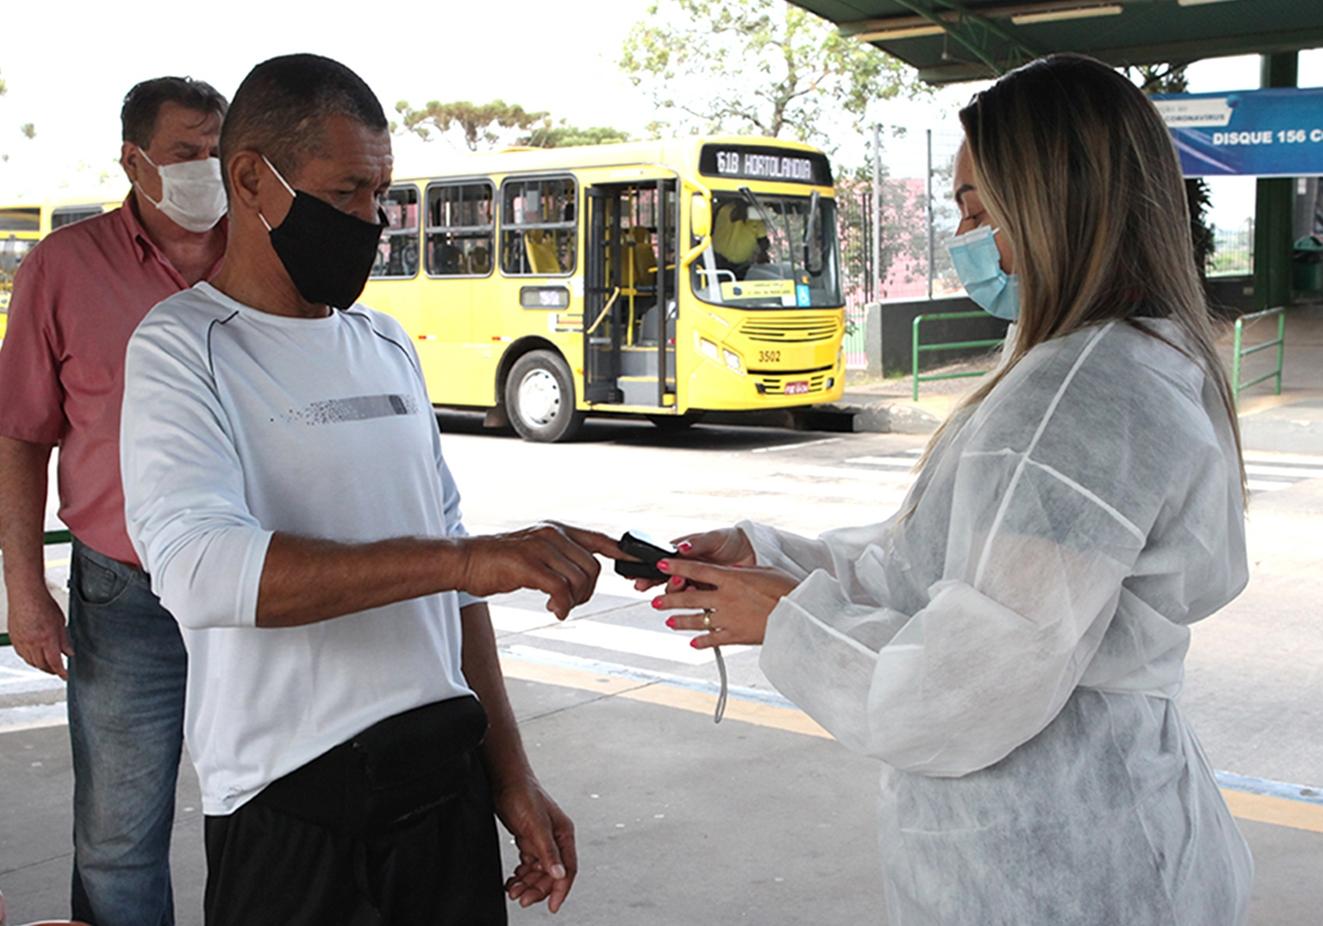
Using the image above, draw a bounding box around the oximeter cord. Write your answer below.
[713,645,728,724]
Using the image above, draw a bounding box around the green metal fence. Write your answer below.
[0,529,72,648]
[912,311,1005,401]
[1231,306,1287,405]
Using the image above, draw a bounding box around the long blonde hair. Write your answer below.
[924,54,1246,498]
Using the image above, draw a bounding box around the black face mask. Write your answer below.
[261,156,386,309]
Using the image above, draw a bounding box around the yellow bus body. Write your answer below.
[0,198,120,342]
[361,136,846,440]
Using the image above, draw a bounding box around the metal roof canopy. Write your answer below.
[788,0,1323,85]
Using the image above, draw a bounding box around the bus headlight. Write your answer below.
[698,337,720,361]
[722,348,742,373]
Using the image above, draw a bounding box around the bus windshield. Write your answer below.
[691,190,840,309]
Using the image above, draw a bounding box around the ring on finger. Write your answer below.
[702,608,715,629]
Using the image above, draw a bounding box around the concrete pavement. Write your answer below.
[3,644,1323,925]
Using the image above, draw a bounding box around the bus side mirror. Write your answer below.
[691,194,712,239]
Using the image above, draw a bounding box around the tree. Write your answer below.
[393,100,548,150]
[620,0,926,146]
[393,99,629,151]
[520,122,630,149]
[1136,64,1215,279]
[0,68,27,161]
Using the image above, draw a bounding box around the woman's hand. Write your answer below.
[650,557,799,648]
[632,527,755,593]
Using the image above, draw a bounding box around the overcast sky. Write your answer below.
[0,0,1319,227]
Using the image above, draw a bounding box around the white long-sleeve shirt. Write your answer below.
[121,282,475,815]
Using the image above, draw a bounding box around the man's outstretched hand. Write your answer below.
[457,522,624,620]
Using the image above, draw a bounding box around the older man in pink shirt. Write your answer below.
[0,77,227,926]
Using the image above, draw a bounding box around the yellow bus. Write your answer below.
[361,136,845,441]
[0,198,119,342]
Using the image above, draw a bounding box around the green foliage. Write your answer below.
[394,99,548,150]
[620,0,925,146]
[393,99,629,151]
[520,122,630,149]
[0,69,35,146]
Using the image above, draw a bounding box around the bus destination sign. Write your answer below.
[699,145,832,186]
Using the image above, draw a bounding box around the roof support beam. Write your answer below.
[840,1,1117,36]
[927,0,1047,56]
[855,0,1043,78]
[901,23,1323,83]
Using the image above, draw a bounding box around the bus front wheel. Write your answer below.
[505,350,585,443]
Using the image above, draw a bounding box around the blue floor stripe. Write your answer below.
[1215,770,1323,806]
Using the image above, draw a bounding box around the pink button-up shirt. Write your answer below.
[0,197,224,566]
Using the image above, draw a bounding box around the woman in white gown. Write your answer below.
[650,54,1254,925]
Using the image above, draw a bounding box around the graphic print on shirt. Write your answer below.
[280,393,420,426]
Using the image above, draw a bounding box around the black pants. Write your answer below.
[203,696,507,926]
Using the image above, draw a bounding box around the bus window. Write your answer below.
[0,237,35,275]
[372,186,420,279]
[501,177,576,276]
[426,181,494,277]
[0,208,40,232]
[0,237,36,323]
[51,206,104,230]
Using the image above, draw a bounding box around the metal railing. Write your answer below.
[912,311,1005,401]
[1231,307,1286,405]
[0,529,71,647]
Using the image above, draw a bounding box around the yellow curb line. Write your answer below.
[502,656,1323,836]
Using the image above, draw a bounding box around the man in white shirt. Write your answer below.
[120,53,618,925]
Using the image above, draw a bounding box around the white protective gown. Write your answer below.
[745,319,1253,926]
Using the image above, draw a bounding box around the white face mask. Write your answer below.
[135,148,227,233]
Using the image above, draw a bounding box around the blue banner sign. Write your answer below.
[1154,89,1323,178]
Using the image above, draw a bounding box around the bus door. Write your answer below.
[583,178,677,408]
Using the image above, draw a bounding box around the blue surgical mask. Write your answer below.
[946,225,1020,322]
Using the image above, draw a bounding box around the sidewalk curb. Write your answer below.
[819,398,943,435]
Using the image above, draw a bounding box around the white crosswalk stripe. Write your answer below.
[824,450,1323,496]
[489,605,753,667]
[1244,455,1323,493]
[843,455,919,469]
[528,619,751,666]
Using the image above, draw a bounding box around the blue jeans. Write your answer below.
[66,539,186,926]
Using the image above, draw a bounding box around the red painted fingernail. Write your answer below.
[658,560,671,572]
[666,617,677,629]
[669,576,683,588]
[651,596,664,609]
[677,541,693,553]
[690,637,702,648]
